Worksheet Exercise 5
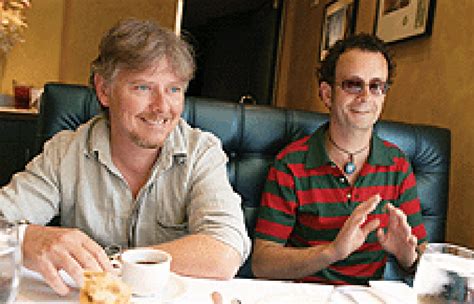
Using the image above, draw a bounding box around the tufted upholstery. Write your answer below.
[37,83,450,282]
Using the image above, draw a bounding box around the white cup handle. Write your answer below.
[108,253,123,276]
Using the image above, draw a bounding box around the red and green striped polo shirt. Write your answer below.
[255,123,427,285]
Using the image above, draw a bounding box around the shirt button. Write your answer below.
[346,193,351,199]
[339,177,346,183]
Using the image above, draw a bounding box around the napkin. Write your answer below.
[334,286,384,303]
[369,281,417,304]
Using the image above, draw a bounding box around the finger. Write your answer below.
[38,260,70,296]
[81,237,113,272]
[376,227,386,244]
[408,235,418,247]
[359,194,382,214]
[388,204,408,223]
[400,220,413,241]
[71,247,102,271]
[57,252,86,288]
[386,204,403,229]
[352,194,382,225]
[361,218,380,236]
[211,291,223,304]
[389,204,411,234]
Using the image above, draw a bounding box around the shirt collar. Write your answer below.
[86,115,114,169]
[305,122,394,169]
[368,132,394,166]
[86,115,189,172]
[306,122,331,169]
[157,119,188,171]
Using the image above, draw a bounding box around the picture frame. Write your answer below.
[320,0,359,61]
[374,0,436,43]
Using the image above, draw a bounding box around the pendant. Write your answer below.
[344,162,356,175]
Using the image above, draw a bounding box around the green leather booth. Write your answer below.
[36,82,451,283]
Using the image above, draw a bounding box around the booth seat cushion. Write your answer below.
[37,83,451,282]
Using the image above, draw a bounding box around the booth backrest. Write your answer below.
[37,83,451,281]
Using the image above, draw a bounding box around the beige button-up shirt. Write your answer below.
[0,115,250,261]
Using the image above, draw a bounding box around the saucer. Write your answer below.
[162,273,187,302]
[132,272,187,303]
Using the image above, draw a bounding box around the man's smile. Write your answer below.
[139,115,170,127]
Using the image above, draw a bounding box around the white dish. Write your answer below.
[163,273,187,302]
[132,272,187,303]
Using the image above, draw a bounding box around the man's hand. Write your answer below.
[377,203,418,268]
[329,194,382,261]
[22,225,113,295]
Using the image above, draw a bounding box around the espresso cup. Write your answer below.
[120,248,171,297]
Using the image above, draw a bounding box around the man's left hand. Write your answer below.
[377,203,418,269]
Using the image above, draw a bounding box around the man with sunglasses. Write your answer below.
[252,34,427,285]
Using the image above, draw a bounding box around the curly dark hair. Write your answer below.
[317,33,395,86]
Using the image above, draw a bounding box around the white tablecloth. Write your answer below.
[15,268,416,303]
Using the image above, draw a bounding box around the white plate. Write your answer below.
[132,272,187,303]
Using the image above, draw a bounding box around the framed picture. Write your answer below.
[374,0,436,43]
[320,0,359,61]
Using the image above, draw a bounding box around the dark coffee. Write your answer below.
[135,260,161,265]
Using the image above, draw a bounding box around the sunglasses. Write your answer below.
[336,78,390,96]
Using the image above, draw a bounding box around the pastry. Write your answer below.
[79,271,131,304]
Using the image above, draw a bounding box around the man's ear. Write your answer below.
[94,74,110,108]
[319,81,332,109]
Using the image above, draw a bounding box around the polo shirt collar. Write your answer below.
[305,122,394,169]
[368,132,394,166]
[306,122,331,169]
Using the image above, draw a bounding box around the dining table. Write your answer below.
[15,268,417,303]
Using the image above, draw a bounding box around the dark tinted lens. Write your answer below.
[369,81,388,95]
[341,79,364,94]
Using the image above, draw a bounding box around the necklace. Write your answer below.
[327,134,370,175]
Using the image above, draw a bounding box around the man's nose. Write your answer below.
[150,89,168,110]
[358,84,371,100]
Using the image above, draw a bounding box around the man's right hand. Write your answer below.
[329,194,382,262]
[22,225,113,295]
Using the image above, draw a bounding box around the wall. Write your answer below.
[2,0,472,249]
[381,1,473,249]
[60,0,181,85]
[1,0,64,94]
[276,0,474,249]
[0,0,181,93]
[274,0,322,111]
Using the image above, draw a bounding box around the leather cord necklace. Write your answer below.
[328,134,370,175]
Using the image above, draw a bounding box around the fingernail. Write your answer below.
[211,291,223,304]
[57,285,69,296]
